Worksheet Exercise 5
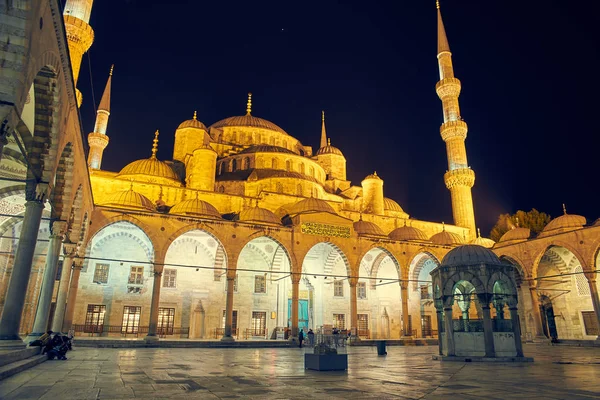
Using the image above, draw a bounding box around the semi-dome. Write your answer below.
[430,230,463,246]
[239,145,295,155]
[389,226,429,242]
[499,227,530,243]
[353,219,385,236]
[170,198,221,219]
[471,236,496,249]
[100,188,154,211]
[384,198,403,213]
[540,213,586,236]
[363,171,382,180]
[210,115,288,136]
[441,244,502,267]
[177,111,207,130]
[239,206,281,225]
[289,197,336,215]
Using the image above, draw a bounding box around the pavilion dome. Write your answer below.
[177,111,207,130]
[441,244,502,267]
[239,206,281,225]
[100,188,154,211]
[539,213,586,237]
[594,218,600,227]
[118,158,180,183]
[470,236,496,249]
[210,115,288,136]
[289,197,336,215]
[353,219,385,236]
[363,172,382,181]
[430,230,464,246]
[316,144,343,156]
[389,226,429,242]
[498,227,530,243]
[384,198,404,213]
[169,198,221,219]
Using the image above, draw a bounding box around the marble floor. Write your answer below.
[0,344,599,399]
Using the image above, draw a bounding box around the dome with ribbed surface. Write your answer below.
[170,198,221,219]
[430,230,463,246]
[441,244,502,267]
[389,226,429,242]
[239,145,295,155]
[210,115,288,135]
[540,213,586,236]
[118,158,180,183]
[100,188,154,211]
[384,198,403,212]
[239,206,281,225]
[178,112,207,130]
[363,172,382,180]
[316,145,343,156]
[353,219,385,236]
[499,227,531,243]
[289,197,336,215]
[594,218,600,227]
[470,236,496,249]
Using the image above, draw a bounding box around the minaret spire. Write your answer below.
[320,110,327,149]
[246,93,252,115]
[435,2,477,241]
[151,130,159,159]
[87,66,112,169]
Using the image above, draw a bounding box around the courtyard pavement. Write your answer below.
[0,344,599,399]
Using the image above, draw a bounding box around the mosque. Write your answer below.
[0,0,598,348]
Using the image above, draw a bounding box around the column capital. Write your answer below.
[584,270,597,283]
[153,263,164,276]
[26,182,50,203]
[62,241,78,256]
[290,272,301,284]
[50,221,68,238]
[72,258,84,269]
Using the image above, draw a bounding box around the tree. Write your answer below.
[489,209,552,242]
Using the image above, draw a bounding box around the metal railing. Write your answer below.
[72,324,189,338]
[213,328,239,339]
[244,328,267,339]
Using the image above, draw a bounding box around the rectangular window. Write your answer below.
[334,280,344,297]
[333,313,345,330]
[254,275,266,293]
[84,304,105,333]
[421,315,433,337]
[222,310,238,331]
[358,314,369,332]
[251,311,267,335]
[157,308,175,335]
[163,269,177,288]
[582,311,599,336]
[357,282,367,299]
[121,306,141,334]
[128,266,144,285]
[93,263,110,284]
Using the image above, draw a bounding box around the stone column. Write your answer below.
[443,305,455,356]
[457,294,470,332]
[527,282,546,339]
[584,272,600,341]
[51,242,78,333]
[436,308,444,355]
[0,186,47,347]
[509,305,524,357]
[145,263,164,342]
[349,281,358,335]
[222,276,235,341]
[25,222,67,343]
[400,283,411,337]
[481,304,496,358]
[61,258,84,332]
[291,274,300,338]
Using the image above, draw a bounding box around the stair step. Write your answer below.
[0,347,41,367]
[0,354,46,381]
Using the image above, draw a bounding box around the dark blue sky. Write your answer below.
[77,0,600,235]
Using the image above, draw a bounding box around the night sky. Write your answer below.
[77,0,600,236]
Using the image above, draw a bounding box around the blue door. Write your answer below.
[288,299,309,331]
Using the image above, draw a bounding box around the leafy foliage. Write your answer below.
[489,209,552,242]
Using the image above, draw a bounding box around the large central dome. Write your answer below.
[210,115,288,136]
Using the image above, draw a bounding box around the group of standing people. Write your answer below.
[298,328,314,348]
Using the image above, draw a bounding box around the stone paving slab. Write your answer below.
[1,344,600,399]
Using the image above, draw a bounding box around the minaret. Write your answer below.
[435,1,476,240]
[88,66,112,170]
[63,0,95,106]
[320,110,327,149]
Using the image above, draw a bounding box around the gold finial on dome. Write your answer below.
[151,130,159,159]
[436,0,440,9]
[563,203,567,215]
[327,138,331,146]
[109,64,114,76]
[193,111,197,120]
[322,110,325,122]
[442,221,445,231]
[477,228,481,238]
[246,92,252,115]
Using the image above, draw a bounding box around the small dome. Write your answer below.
[430,230,464,246]
[594,218,600,226]
[289,197,336,215]
[210,115,288,135]
[441,244,502,267]
[239,206,281,225]
[239,145,295,155]
[470,236,496,249]
[170,198,221,219]
[353,219,385,236]
[178,111,207,130]
[100,188,154,211]
[316,145,343,156]
[384,198,403,213]
[540,213,586,235]
[118,158,180,183]
[499,227,531,243]
[389,226,429,242]
[363,172,382,181]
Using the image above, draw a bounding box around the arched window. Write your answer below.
[309,166,314,177]
[272,158,279,169]
[296,184,303,196]
[276,182,283,193]
[299,163,305,174]
[231,159,237,171]
[242,157,250,170]
[286,160,292,172]
[270,137,275,145]
[574,266,590,296]
[247,133,253,143]
[218,185,225,193]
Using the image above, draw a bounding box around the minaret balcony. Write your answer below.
[63,14,95,49]
[444,168,475,189]
[88,132,109,149]
[436,77,461,99]
[440,120,468,142]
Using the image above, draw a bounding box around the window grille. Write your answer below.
[222,310,238,331]
[121,306,141,334]
[163,269,177,288]
[582,311,599,336]
[333,314,345,330]
[93,263,110,284]
[357,314,369,331]
[574,266,590,296]
[254,275,266,293]
[357,282,367,299]
[85,304,105,332]
[334,280,344,297]
[157,308,175,335]
[251,311,267,335]
[128,266,144,285]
